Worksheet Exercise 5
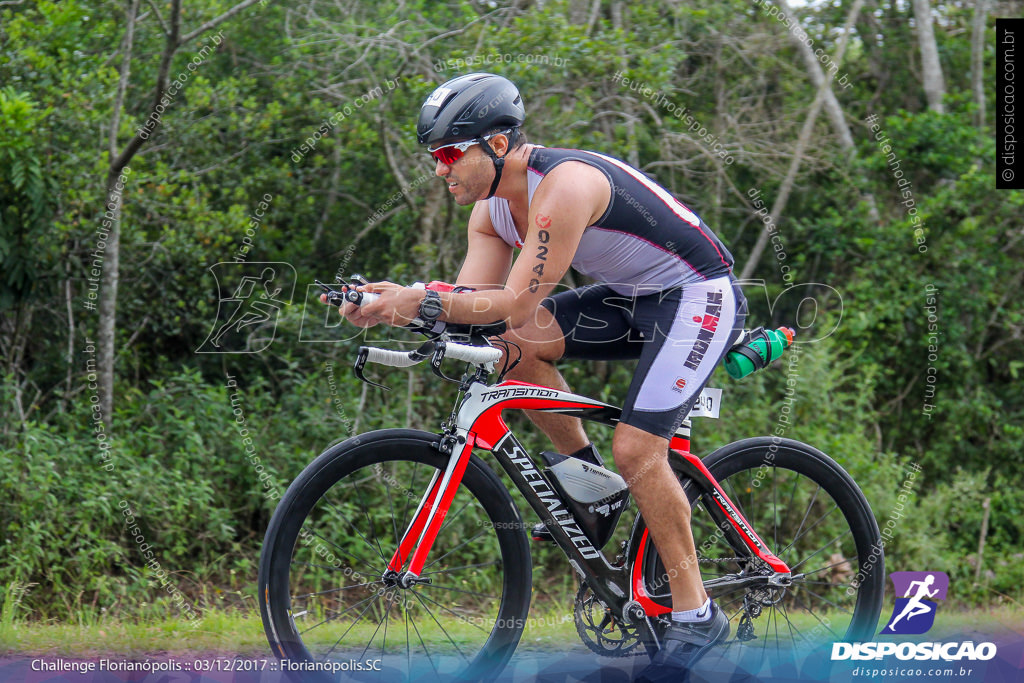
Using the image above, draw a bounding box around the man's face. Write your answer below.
[431,134,507,205]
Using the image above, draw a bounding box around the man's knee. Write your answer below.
[505,305,565,362]
[611,425,667,479]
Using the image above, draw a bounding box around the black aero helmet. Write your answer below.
[417,72,525,147]
[418,73,525,199]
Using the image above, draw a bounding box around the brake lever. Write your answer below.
[352,339,439,391]
[428,342,472,385]
[353,347,390,391]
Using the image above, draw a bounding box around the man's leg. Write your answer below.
[613,422,706,612]
[502,304,590,454]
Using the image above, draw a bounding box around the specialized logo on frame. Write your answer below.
[198,262,296,353]
[881,571,948,635]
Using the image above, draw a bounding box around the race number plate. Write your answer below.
[688,387,722,419]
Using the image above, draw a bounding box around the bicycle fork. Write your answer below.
[384,428,475,586]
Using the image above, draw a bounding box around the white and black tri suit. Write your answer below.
[488,147,747,439]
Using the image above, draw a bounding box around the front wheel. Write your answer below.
[258,429,532,682]
[635,438,885,663]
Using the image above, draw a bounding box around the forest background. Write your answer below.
[1,0,1022,641]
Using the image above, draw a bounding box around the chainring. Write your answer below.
[573,582,644,657]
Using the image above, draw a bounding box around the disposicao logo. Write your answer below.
[831,571,997,662]
[881,570,948,635]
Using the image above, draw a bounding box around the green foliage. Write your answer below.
[0,0,1019,624]
[0,88,57,307]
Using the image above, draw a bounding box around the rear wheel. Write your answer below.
[636,438,885,670]
[259,430,532,682]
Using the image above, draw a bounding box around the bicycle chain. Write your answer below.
[698,556,745,565]
[572,558,774,655]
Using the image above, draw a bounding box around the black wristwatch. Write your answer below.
[418,289,444,324]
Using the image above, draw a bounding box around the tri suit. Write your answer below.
[487,147,747,439]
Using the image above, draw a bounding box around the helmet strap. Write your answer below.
[477,138,503,200]
[478,129,518,200]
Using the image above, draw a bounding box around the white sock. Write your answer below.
[672,597,712,623]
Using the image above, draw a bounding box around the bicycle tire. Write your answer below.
[259,429,532,682]
[633,437,885,657]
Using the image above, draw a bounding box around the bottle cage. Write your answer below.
[729,326,772,372]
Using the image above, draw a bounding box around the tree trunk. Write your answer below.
[96,170,126,429]
[97,0,143,429]
[776,0,856,151]
[96,0,262,426]
[611,2,640,168]
[913,0,946,114]
[774,0,878,221]
[741,0,868,279]
[971,0,989,129]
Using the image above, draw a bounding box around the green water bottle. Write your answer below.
[724,326,795,379]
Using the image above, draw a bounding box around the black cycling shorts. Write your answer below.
[540,276,746,439]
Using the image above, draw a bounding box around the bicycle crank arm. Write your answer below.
[621,601,661,657]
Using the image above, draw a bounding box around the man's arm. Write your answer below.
[350,162,609,329]
[455,202,513,291]
[441,162,610,328]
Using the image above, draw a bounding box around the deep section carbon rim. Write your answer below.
[640,439,884,672]
[259,433,531,682]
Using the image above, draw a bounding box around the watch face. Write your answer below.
[421,292,443,319]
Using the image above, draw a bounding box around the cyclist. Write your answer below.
[331,72,745,680]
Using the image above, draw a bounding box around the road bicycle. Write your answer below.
[257,280,885,681]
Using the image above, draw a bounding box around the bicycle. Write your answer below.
[257,279,885,681]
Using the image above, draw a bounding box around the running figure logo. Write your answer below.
[880,571,948,635]
[198,262,296,353]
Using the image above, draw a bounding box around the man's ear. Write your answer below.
[491,133,509,158]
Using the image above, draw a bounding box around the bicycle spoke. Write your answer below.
[322,591,383,661]
[299,592,378,637]
[438,496,474,536]
[789,589,841,639]
[788,529,851,573]
[305,528,381,577]
[785,484,821,556]
[414,590,490,634]
[404,602,412,676]
[411,591,471,660]
[773,462,779,552]
[797,557,856,578]
[421,527,491,573]
[352,478,388,562]
[798,584,854,616]
[292,580,379,600]
[312,496,388,565]
[403,463,421,537]
[380,594,390,671]
[291,560,376,576]
[777,600,800,645]
[385,464,401,558]
[407,603,441,679]
[420,582,500,600]
[777,503,842,559]
[422,559,502,576]
[359,588,398,662]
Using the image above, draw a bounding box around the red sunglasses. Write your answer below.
[427,138,480,165]
[427,131,508,165]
